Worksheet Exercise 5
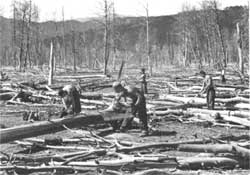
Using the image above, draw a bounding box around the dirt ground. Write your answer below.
[0,66,249,175]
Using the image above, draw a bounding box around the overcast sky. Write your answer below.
[0,0,248,21]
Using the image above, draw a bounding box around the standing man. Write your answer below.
[199,70,216,110]
[112,82,149,136]
[139,68,148,94]
[58,84,81,117]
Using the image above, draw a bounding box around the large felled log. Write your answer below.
[54,74,108,79]
[0,111,130,144]
[0,92,16,101]
[159,95,207,105]
[147,109,184,116]
[177,157,238,170]
[178,144,233,153]
[234,103,250,110]
[216,97,249,104]
[232,145,250,159]
[0,165,96,174]
[117,139,211,153]
[218,115,250,128]
[187,108,250,118]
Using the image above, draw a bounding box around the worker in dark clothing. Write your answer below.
[199,70,216,110]
[139,68,148,94]
[221,69,226,83]
[112,82,149,136]
[58,85,81,117]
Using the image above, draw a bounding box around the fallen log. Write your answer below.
[0,92,16,101]
[159,95,207,106]
[216,97,249,104]
[0,111,130,144]
[178,144,233,153]
[117,139,211,153]
[218,115,250,128]
[147,109,184,116]
[177,157,238,170]
[80,99,110,106]
[187,108,250,118]
[0,165,96,174]
[54,74,108,79]
[232,145,250,159]
[234,103,250,110]
[213,123,247,129]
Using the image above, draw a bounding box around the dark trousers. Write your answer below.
[141,82,148,94]
[207,88,215,110]
[120,103,148,131]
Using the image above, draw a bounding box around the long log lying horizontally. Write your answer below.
[177,157,238,170]
[0,111,129,144]
[178,144,233,153]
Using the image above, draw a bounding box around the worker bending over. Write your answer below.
[58,84,81,117]
[199,70,216,110]
[112,82,149,136]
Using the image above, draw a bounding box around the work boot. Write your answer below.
[140,130,149,137]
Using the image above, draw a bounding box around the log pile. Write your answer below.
[0,68,249,174]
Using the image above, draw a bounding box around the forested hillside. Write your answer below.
[0,1,248,73]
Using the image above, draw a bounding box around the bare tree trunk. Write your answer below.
[48,41,54,85]
[112,4,116,71]
[25,0,32,69]
[62,7,66,68]
[146,4,152,76]
[71,30,76,73]
[213,1,227,68]
[236,23,243,74]
[19,11,26,72]
[12,2,17,69]
[183,32,188,66]
[103,0,110,75]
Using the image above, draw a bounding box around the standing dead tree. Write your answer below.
[103,0,111,75]
[48,41,54,85]
[12,1,17,69]
[236,23,243,74]
[145,3,152,76]
[211,0,227,68]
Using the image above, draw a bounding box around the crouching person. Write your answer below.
[112,82,149,136]
[58,85,81,118]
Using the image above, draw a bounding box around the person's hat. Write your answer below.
[112,81,122,89]
[199,70,206,75]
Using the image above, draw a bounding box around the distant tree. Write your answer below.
[13,0,39,71]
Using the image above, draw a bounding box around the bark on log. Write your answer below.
[218,115,250,128]
[0,92,16,101]
[117,139,211,153]
[147,109,184,116]
[177,157,238,170]
[232,145,250,159]
[178,144,233,153]
[0,111,130,143]
[54,74,107,79]
[234,103,250,110]
[187,108,250,118]
[216,97,249,104]
[159,95,207,105]
[0,165,96,174]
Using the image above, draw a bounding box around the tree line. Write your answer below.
[0,0,248,74]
